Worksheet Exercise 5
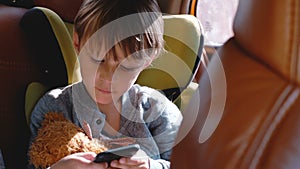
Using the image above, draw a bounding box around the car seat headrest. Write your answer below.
[136,14,203,102]
[20,7,81,124]
[233,0,300,83]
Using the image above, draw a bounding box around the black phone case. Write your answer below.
[94,144,140,163]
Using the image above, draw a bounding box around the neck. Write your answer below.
[97,99,121,115]
[97,99,122,135]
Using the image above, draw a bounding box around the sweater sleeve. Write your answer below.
[149,158,171,169]
[146,97,183,169]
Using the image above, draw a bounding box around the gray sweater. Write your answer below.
[28,82,182,169]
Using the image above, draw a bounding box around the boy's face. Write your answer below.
[78,41,151,106]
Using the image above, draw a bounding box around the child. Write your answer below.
[28,0,182,168]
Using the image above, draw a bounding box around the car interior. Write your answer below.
[0,0,203,168]
[0,0,299,168]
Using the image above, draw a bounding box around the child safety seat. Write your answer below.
[21,7,204,120]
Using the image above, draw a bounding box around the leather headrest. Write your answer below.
[156,0,191,14]
[233,0,300,83]
[33,0,83,22]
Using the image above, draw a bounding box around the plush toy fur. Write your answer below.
[29,112,108,169]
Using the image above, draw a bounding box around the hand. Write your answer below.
[110,149,149,169]
[50,152,109,169]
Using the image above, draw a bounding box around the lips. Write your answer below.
[95,87,111,94]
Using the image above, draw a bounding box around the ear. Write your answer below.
[73,30,80,54]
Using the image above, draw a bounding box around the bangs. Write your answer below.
[110,34,160,61]
[81,12,164,61]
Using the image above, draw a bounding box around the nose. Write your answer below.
[96,59,118,82]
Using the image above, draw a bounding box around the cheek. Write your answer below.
[79,57,98,87]
[111,71,140,90]
[80,56,96,75]
[112,70,139,83]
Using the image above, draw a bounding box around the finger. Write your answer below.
[90,161,109,169]
[119,157,142,165]
[110,158,146,169]
[74,152,97,161]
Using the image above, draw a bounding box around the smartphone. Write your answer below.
[94,144,140,163]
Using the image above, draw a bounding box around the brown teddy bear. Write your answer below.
[29,112,108,169]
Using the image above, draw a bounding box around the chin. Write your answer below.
[95,98,113,105]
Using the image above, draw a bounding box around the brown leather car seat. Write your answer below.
[171,0,300,168]
[0,4,34,169]
[157,0,192,14]
[0,1,82,168]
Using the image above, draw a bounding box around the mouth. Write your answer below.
[95,87,111,94]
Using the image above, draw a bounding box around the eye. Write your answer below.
[120,65,140,72]
[90,56,104,64]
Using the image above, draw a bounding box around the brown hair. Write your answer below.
[74,0,164,60]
